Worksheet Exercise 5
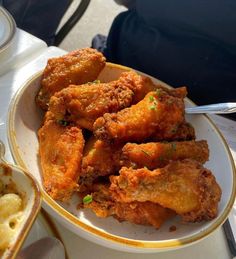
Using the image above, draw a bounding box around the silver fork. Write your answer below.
[185,103,236,114]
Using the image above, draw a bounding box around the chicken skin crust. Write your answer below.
[81,139,209,185]
[94,89,185,143]
[110,159,221,222]
[36,48,106,110]
[80,137,122,187]
[84,184,175,229]
[150,122,195,142]
[121,140,209,170]
[118,71,187,103]
[38,117,84,201]
[48,79,134,130]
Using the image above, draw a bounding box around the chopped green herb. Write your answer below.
[149,105,156,110]
[93,80,100,84]
[83,194,93,204]
[155,89,162,96]
[88,80,100,85]
[141,150,151,157]
[149,95,154,102]
[171,143,177,151]
[58,120,69,126]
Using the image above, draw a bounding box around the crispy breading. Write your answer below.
[36,50,221,229]
[150,122,195,141]
[118,71,187,103]
[81,138,208,185]
[48,79,134,130]
[112,201,175,228]
[110,159,221,222]
[84,184,175,228]
[94,89,185,143]
[36,48,106,110]
[121,140,209,169]
[38,117,84,201]
[80,137,122,187]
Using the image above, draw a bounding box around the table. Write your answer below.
[0,28,235,259]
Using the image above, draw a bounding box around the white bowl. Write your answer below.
[0,141,41,259]
[7,63,236,252]
[0,7,16,59]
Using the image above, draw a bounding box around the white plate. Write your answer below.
[7,63,236,253]
[0,7,15,55]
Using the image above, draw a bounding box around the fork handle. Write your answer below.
[185,103,236,114]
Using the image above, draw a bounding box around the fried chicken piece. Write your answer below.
[49,79,134,131]
[80,137,122,187]
[38,117,84,201]
[119,71,187,103]
[112,201,175,228]
[84,184,175,229]
[110,159,221,222]
[81,138,208,185]
[121,140,209,170]
[36,48,106,110]
[94,89,185,143]
[150,122,195,142]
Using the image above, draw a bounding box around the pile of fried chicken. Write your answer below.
[36,48,221,230]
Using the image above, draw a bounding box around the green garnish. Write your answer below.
[155,89,162,96]
[141,150,151,157]
[83,194,93,204]
[58,120,69,126]
[93,80,100,84]
[149,105,156,110]
[149,95,154,102]
[88,80,100,85]
[171,143,177,151]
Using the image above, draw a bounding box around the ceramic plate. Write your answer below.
[0,7,15,55]
[7,63,236,252]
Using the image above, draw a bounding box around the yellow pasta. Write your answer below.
[0,181,23,251]
[0,194,22,223]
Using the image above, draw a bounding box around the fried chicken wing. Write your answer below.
[81,138,208,187]
[94,89,185,143]
[36,48,106,110]
[38,116,84,201]
[119,71,187,103]
[80,137,122,187]
[121,140,209,169]
[48,79,134,130]
[84,184,175,229]
[110,159,221,222]
[150,122,195,142]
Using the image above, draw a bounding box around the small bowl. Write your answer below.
[0,7,16,59]
[0,141,41,259]
[7,62,236,253]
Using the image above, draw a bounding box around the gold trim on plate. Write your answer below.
[7,63,236,250]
